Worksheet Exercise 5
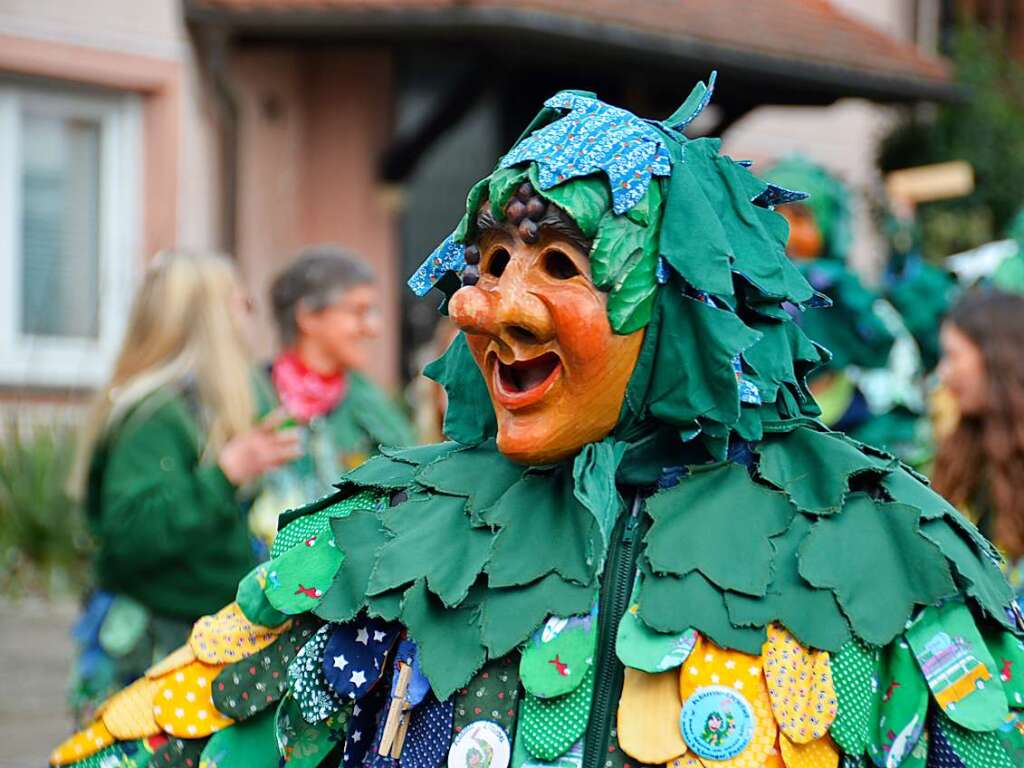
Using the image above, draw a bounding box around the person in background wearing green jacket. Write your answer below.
[66,250,302,724]
[247,246,415,548]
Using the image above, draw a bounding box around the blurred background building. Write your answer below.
[0,0,972,408]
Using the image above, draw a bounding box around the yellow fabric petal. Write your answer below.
[678,635,778,768]
[763,624,838,744]
[778,733,840,768]
[153,659,234,738]
[618,667,687,763]
[668,755,705,768]
[189,602,290,665]
[101,675,161,740]
[146,643,197,679]
[50,719,114,766]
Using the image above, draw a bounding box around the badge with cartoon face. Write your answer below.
[448,720,511,768]
[679,685,755,761]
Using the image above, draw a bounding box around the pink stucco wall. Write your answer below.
[232,48,400,389]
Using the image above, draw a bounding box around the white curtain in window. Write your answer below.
[20,112,101,340]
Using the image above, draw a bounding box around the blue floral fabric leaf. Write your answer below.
[499,92,672,215]
[408,233,465,297]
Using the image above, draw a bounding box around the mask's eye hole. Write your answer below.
[485,247,510,278]
[542,249,580,280]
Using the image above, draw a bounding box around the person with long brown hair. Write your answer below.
[67,250,301,724]
[933,288,1024,566]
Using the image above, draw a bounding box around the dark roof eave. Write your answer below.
[185,2,960,103]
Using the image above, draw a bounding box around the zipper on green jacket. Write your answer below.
[582,492,645,768]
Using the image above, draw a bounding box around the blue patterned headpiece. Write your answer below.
[408,75,721,297]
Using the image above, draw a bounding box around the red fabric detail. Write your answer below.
[271,351,347,422]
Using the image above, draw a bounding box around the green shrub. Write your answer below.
[0,421,91,598]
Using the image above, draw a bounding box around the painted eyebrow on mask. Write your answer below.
[474,204,591,254]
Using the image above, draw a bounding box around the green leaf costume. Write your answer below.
[53,78,1022,768]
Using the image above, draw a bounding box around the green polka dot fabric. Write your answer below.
[939,713,1015,768]
[287,625,342,723]
[829,637,878,755]
[212,615,319,721]
[518,664,595,760]
[272,491,383,558]
[840,752,867,768]
[454,653,522,734]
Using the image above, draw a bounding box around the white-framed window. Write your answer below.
[0,82,141,388]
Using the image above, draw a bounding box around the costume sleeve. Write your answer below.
[95,398,240,571]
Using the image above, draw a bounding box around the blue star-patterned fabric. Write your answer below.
[499,92,673,215]
[322,619,401,700]
[408,234,465,297]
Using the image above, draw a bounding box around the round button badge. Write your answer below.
[448,719,511,768]
[679,684,755,761]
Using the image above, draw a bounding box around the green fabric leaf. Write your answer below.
[369,494,493,607]
[919,519,1016,631]
[274,693,349,768]
[589,200,660,333]
[264,528,345,615]
[478,575,596,658]
[336,453,418,493]
[658,152,734,297]
[938,712,1015,768]
[518,665,595,760]
[981,626,1024,708]
[798,495,958,645]
[867,638,928,767]
[453,176,490,242]
[489,166,530,218]
[756,428,894,515]
[237,564,289,628]
[272,491,381,558]
[482,466,600,589]
[646,292,761,429]
[199,707,279,768]
[424,334,497,446]
[401,580,486,700]
[637,566,765,655]
[905,602,1008,731]
[314,511,389,622]
[724,514,850,651]
[454,653,522,731]
[520,609,597,698]
[645,462,792,596]
[414,439,525,522]
[212,615,320,721]
[829,636,878,755]
[572,438,627,548]
[366,588,405,621]
[528,165,610,238]
[616,575,697,672]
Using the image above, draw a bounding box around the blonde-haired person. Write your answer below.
[67,250,301,724]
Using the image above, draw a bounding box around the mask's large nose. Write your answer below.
[448,255,554,347]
